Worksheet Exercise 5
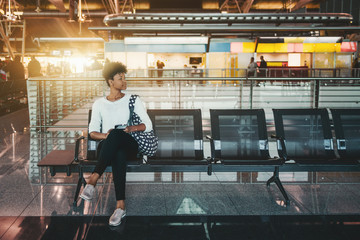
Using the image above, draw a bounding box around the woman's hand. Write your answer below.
[124,126,137,133]
[123,124,146,133]
[89,129,113,140]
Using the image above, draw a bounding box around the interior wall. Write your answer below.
[256,53,288,62]
[149,53,204,68]
[207,52,226,77]
[238,53,254,68]
[104,52,126,64]
[126,52,147,69]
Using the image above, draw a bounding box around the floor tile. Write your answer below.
[0,135,30,175]
[97,184,167,216]
[20,185,102,217]
[164,190,238,216]
[0,160,42,194]
[0,109,29,139]
[286,184,360,215]
[125,182,164,193]
[226,184,312,215]
[0,191,38,216]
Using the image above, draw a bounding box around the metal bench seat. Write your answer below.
[208,109,282,164]
[273,108,359,165]
[331,108,360,163]
[207,109,288,205]
[146,109,207,165]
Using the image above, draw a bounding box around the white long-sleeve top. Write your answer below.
[88,94,153,134]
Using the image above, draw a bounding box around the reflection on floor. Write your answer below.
[1,109,360,240]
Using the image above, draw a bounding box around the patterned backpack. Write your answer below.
[127,95,158,156]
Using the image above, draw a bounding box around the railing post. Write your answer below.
[240,77,243,109]
[178,79,181,109]
[249,78,254,109]
[311,78,320,108]
[41,80,47,132]
[315,79,320,108]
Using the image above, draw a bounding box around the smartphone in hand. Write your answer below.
[115,124,127,130]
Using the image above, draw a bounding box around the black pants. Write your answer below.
[93,129,138,200]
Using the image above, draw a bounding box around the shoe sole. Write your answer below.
[109,213,126,226]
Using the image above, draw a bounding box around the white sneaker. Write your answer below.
[79,184,95,201]
[109,208,127,226]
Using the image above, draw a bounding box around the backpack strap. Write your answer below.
[127,95,138,126]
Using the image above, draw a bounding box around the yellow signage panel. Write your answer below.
[314,43,337,52]
[274,43,288,53]
[242,42,256,52]
[303,43,315,52]
[257,43,275,53]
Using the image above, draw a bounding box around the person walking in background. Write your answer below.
[156,60,165,86]
[5,56,25,92]
[257,56,267,86]
[156,60,165,77]
[352,58,360,77]
[259,56,267,77]
[0,60,7,82]
[247,57,258,77]
[28,56,42,77]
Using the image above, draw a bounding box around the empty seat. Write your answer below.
[273,108,340,164]
[208,109,289,205]
[147,109,207,165]
[330,108,360,163]
[209,109,280,164]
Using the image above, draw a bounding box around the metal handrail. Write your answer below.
[28,67,360,80]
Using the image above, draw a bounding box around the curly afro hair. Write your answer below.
[102,62,127,87]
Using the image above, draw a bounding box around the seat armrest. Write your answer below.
[206,135,216,163]
[74,136,85,162]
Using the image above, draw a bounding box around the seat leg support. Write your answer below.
[73,167,86,206]
[207,164,212,176]
[267,166,290,206]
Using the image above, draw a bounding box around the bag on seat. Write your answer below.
[128,95,158,156]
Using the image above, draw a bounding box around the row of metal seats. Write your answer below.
[38,108,360,207]
[85,108,360,166]
[208,108,360,165]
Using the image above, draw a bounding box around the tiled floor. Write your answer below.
[1,109,360,240]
